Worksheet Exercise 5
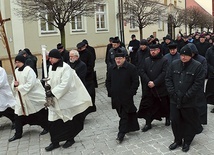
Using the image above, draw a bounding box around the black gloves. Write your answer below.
[46,90,54,97]
[44,84,51,91]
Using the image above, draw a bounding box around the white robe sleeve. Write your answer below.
[51,67,72,99]
[17,68,37,96]
[0,68,7,88]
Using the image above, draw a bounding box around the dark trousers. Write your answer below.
[0,107,15,123]
[138,96,170,122]
[14,108,49,137]
[170,104,203,145]
[85,80,96,115]
[49,112,85,143]
[116,106,139,138]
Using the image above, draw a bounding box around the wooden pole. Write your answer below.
[0,11,26,115]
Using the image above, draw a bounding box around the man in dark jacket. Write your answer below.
[106,50,139,144]
[106,37,128,69]
[161,35,172,55]
[195,34,211,57]
[165,45,204,152]
[77,42,96,114]
[82,39,98,88]
[105,37,114,65]
[138,44,170,132]
[136,39,150,96]
[175,34,183,53]
[205,43,214,112]
[68,50,87,86]
[187,43,207,125]
[57,43,69,63]
[23,48,38,77]
[128,34,140,66]
[164,43,180,65]
[19,49,38,77]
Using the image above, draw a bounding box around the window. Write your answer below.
[40,13,57,34]
[174,0,177,7]
[130,15,137,29]
[71,15,85,32]
[158,13,164,30]
[164,0,167,5]
[95,4,108,31]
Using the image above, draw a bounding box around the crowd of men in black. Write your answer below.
[105,32,214,152]
[1,31,214,152]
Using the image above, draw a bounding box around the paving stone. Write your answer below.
[1,59,214,154]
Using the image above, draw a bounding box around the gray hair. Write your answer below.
[70,49,79,57]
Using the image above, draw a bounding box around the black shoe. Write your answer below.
[165,118,170,126]
[142,124,152,132]
[182,143,190,152]
[11,122,15,130]
[8,135,22,142]
[169,142,182,150]
[116,133,125,144]
[40,129,48,135]
[116,137,124,144]
[45,143,60,151]
[62,139,75,148]
[211,108,214,113]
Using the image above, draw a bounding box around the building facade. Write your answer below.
[0,0,187,73]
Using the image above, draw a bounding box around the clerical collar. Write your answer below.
[18,64,26,71]
[52,59,63,71]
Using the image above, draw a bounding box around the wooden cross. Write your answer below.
[0,11,26,115]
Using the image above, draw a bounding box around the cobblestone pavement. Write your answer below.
[1,59,214,155]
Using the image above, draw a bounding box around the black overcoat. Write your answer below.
[106,61,139,113]
[165,59,205,108]
[139,54,168,97]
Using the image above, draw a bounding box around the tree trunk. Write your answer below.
[172,25,175,40]
[139,27,143,40]
[189,25,192,34]
[59,26,66,48]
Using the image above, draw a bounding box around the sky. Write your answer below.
[195,0,212,14]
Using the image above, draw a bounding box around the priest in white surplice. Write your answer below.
[8,55,49,142]
[0,67,16,129]
[45,49,92,151]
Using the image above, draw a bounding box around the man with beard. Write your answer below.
[77,42,96,113]
[138,44,170,132]
[0,67,16,129]
[68,49,87,85]
[9,55,48,142]
[106,50,139,144]
[165,45,204,152]
[45,49,92,151]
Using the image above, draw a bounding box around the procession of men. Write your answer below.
[1,31,214,153]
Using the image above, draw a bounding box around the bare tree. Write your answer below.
[184,6,202,34]
[165,4,186,39]
[14,0,101,47]
[124,0,166,40]
[197,13,213,32]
